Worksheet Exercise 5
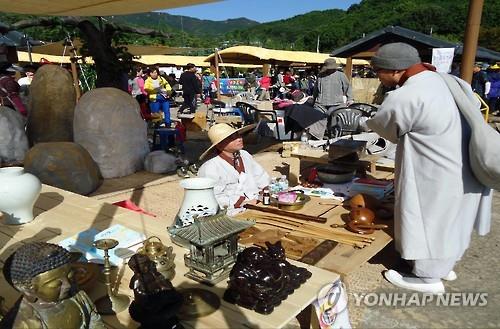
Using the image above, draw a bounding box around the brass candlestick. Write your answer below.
[93,238,130,315]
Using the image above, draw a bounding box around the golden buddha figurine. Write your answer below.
[0,242,105,329]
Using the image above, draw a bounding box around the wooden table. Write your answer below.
[281,141,395,186]
[0,185,338,329]
[236,195,393,276]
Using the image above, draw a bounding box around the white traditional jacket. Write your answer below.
[367,70,491,260]
[198,150,270,215]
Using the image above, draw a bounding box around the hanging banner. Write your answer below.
[432,48,455,73]
[219,78,247,95]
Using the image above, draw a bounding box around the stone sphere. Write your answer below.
[24,142,102,195]
[73,88,149,178]
[144,151,178,174]
[0,106,28,164]
[27,64,76,145]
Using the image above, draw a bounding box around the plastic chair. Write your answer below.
[235,101,281,139]
[328,107,365,138]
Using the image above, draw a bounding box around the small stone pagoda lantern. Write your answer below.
[168,213,255,285]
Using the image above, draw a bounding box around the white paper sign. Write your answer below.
[432,48,455,73]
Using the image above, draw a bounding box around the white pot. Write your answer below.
[175,177,219,227]
[0,167,42,225]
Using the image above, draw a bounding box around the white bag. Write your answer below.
[440,73,500,190]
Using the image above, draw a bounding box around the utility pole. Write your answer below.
[316,35,320,53]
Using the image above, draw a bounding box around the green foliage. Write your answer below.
[225,0,500,52]
[105,12,258,37]
[1,0,499,54]
[78,63,96,93]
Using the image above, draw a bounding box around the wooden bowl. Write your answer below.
[347,220,375,235]
[349,193,380,210]
[349,207,375,224]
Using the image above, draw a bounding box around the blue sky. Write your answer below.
[164,0,361,23]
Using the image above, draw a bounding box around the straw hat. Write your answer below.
[320,58,339,73]
[199,123,256,160]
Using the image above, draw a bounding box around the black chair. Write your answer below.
[235,101,281,140]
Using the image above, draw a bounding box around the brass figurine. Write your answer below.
[137,236,176,280]
[0,242,105,329]
[128,254,183,329]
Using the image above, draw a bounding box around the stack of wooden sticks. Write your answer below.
[242,212,375,248]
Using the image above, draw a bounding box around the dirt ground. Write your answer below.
[89,122,500,328]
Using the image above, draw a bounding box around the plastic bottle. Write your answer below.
[269,177,278,194]
[300,131,309,143]
[262,188,271,205]
[279,175,289,191]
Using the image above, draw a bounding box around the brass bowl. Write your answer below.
[271,193,310,211]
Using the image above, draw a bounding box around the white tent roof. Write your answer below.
[0,0,220,16]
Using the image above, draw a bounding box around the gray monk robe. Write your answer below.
[367,71,491,274]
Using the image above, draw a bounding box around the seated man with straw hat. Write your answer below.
[198,123,270,215]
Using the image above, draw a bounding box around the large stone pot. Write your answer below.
[24,142,102,195]
[27,64,76,145]
[73,88,149,178]
[0,167,41,225]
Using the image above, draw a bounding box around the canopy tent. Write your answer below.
[204,46,369,66]
[135,55,259,68]
[31,39,203,57]
[17,51,94,64]
[0,0,220,16]
[137,55,209,67]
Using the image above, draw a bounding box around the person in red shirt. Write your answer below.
[282,69,296,89]
[257,74,271,100]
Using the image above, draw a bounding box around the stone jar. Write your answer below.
[0,167,42,224]
[175,178,219,227]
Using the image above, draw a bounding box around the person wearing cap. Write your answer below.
[313,58,353,110]
[471,62,489,100]
[179,63,202,114]
[198,123,270,215]
[366,42,491,294]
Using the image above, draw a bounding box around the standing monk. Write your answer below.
[367,43,491,294]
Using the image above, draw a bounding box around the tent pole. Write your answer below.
[215,48,220,100]
[460,0,484,84]
[69,52,81,101]
[345,57,353,81]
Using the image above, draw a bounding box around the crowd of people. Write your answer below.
[470,63,500,115]
[127,63,204,126]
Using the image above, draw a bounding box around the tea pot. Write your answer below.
[137,236,176,280]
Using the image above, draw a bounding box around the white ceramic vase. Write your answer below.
[175,177,219,227]
[0,167,42,225]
